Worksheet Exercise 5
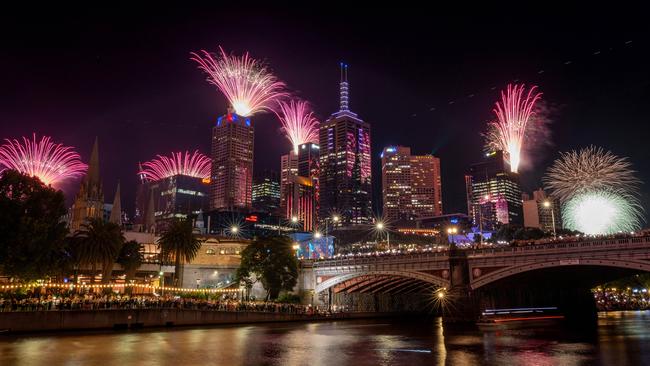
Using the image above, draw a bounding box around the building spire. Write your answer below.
[86,136,101,186]
[339,62,349,111]
[109,181,122,225]
[144,188,155,232]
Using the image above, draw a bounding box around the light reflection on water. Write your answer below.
[1,311,649,365]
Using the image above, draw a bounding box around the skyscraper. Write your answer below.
[381,146,442,222]
[465,150,523,231]
[210,108,254,210]
[70,137,104,231]
[279,151,298,216]
[318,64,372,225]
[252,170,281,213]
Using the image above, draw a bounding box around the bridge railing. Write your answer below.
[303,236,650,266]
[311,250,449,268]
[467,236,650,257]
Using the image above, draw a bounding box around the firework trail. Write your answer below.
[139,150,211,181]
[275,99,319,153]
[544,146,644,234]
[0,133,87,186]
[485,84,542,173]
[191,46,288,117]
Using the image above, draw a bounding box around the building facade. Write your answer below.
[318,64,372,225]
[279,151,298,216]
[252,171,281,214]
[381,146,442,222]
[210,109,254,210]
[136,174,210,227]
[465,151,523,230]
[522,188,562,232]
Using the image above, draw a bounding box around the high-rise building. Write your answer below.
[465,150,522,230]
[252,171,281,213]
[279,151,298,216]
[210,109,254,210]
[70,137,104,231]
[318,64,372,225]
[134,173,209,230]
[381,146,442,222]
[522,188,562,232]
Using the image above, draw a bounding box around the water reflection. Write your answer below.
[1,311,650,365]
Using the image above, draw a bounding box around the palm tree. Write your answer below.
[158,219,201,286]
[75,218,124,284]
[117,240,143,293]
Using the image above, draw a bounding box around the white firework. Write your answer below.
[544,146,644,234]
[563,190,643,235]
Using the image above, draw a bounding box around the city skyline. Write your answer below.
[1,8,649,220]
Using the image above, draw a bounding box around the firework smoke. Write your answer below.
[191,46,288,117]
[0,133,87,186]
[485,84,542,173]
[275,99,319,153]
[544,146,644,234]
[139,150,211,181]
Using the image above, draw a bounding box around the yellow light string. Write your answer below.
[0,283,240,293]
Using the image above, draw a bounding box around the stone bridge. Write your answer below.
[299,236,650,318]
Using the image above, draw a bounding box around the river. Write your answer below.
[1,311,649,365]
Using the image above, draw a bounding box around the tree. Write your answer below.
[117,240,143,284]
[158,219,201,286]
[75,218,124,283]
[0,170,68,281]
[236,236,299,300]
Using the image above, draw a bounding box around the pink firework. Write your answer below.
[275,99,319,153]
[139,150,211,181]
[485,84,542,173]
[191,46,288,117]
[0,133,87,186]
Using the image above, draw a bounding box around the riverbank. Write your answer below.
[0,309,397,334]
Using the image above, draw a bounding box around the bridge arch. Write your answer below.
[471,258,650,289]
[315,270,449,293]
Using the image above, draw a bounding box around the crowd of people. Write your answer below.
[593,288,650,311]
[0,293,325,315]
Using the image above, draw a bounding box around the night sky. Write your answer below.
[1,7,649,221]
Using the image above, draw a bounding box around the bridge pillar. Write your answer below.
[444,248,480,322]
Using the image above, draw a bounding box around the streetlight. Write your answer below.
[376,222,390,250]
[291,216,298,224]
[230,225,239,234]
[543,200,557,238]
[292,243,300,258]
[314,231,322,239]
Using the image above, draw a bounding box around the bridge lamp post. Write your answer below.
[447,226,458,246]
[543,200,557,239]
[376,222,390,251]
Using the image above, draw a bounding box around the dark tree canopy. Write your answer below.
[0,170,68,281]
[118,240,144,280]
[75,218,125,283]
[158,219,201,286]
[236,236,299,300]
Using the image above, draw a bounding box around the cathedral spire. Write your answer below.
[109,181,122,225]
[86,136,101,187]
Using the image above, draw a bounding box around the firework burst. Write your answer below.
[485,84,542,173]
[563,190,643,235]
[275,99,319,153]
[544,146,640,202]
[191,46,288,117]
[544,146,644,235]
[139,150,211,182]
[0,133,87,186]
